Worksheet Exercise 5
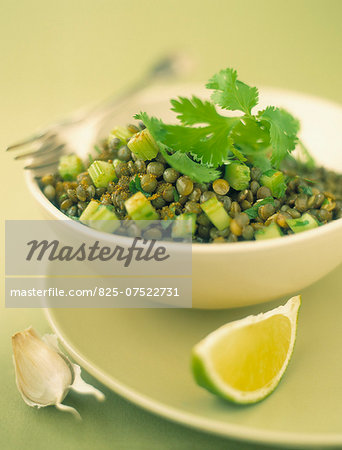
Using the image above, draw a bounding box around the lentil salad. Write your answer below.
[39,68,342,243]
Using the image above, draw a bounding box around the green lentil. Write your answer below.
[198,225,210,239]
[200,191,216,203]
[321,198,336,212]
[195,183,209,193]
[43,184,56,201]
[86,185,96,199]
[67,205,77,216]
[288,208,301,219]
[134,160,146,173]
[151,197,166,208]
[213,179,230,195]
[141,174,157,193]
[276,212,292,228]
[295,194,308,212]
[240,200,252,210]
[108,137,121,151]
[258,203,276,221]
[147,162,164,178]
[197,213,211,226]
[162,183,175,202]
[143,227,162,240]
[41,174,55,186]
[250,180,260,195]
[118,146,131,161]
[234,213,250,227]
[318,209,333,222]
[67,188,78,203]
[189,188,201,202]
[251,167,262,181]
[230,219,243,236]
[257,186,272,199]
[163,168,179,184]
[230,201,241,217]
[242,225,254,240]
[60,199,73,210]
[176,176,194,196]
[184,201,202,214]
[218,195,232,212]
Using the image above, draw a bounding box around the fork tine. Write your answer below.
[24,161,57,170]
[6,131,51,151]
[14,139,62,160]
[23,144,65,170]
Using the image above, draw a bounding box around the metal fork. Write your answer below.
[6,53,191,171]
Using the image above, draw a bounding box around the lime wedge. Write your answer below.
[191,296,301,404]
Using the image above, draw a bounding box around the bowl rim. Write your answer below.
[25,83,342,254]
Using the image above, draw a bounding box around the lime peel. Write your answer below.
[191,296,301,404]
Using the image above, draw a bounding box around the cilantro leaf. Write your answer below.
[298,184,313,196]
[134,112,166,142]
[128,179,138,194]
[206,68,259,116]
[135,68,303,174]
[247,153,273,172]
[169,97,240,166]
[137,110,239,168]
[159,145,221,183]
[163,119,238,167]
[259,107,299,168]
[170,96,224,125]
[231,117,270,154]
[244,197,275,219]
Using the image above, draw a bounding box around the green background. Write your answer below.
[1,1,341,449]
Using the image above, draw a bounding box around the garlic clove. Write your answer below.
[12,327,72,407]
[12,327,105,418]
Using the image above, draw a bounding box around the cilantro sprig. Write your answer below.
[136,67,303,183]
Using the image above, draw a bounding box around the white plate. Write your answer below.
[46,261,342,448]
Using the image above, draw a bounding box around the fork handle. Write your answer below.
[75,53,188,123]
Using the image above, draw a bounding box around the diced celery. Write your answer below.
[127,129,159,160]
[88,160,117,188]
[224,163,250,191]
[58,154,84,180]
[260,170,287,198]
[286,213,318,234]
[107,126,134,146]
[124,192,159,221]
[79,200,100,222]
[201,197,231,231]
[87,205,119,233]
[255,223,283,240]
[79,200,119,233]
[172,213,197,238]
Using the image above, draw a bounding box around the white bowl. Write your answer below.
[26,85,342,308]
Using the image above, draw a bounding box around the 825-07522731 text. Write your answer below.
[9,287,180,297]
